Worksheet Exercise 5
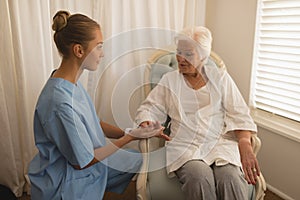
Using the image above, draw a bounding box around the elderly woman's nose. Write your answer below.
[176,54,185,62]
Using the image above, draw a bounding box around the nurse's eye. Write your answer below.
[97,44,103,50]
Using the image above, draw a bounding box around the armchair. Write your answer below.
[136,48,266,200]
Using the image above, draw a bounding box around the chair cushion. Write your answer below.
[147,146,186,200]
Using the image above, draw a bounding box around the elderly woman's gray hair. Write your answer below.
[175,26,212,62]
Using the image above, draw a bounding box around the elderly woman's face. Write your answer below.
[176,40,204,75]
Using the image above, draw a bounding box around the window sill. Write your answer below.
[251,109,300,143]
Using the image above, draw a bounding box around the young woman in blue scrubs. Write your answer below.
[28,10,169,200]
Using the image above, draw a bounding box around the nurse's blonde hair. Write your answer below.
[52,10,100,58]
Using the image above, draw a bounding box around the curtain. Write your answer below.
[91,0,207,129]
[0,0,206,197]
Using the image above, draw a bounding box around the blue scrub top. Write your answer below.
[29,78,108,200]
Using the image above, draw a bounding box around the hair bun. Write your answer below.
[52,10,70,32]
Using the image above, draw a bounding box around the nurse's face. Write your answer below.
[176,40,205,75]
[81,29,104,71]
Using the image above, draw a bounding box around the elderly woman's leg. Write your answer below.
[175,160,216,200]
[213,164,248,200]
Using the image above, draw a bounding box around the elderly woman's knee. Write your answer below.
[214,165,244,186]
[219,172,242,185]
[177,161,215,186]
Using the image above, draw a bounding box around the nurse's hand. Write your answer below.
[138,121,171,141]
[126,121,163,138]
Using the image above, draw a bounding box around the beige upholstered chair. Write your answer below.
[136,48,266,200]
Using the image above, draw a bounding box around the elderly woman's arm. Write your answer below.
[235,130,261,185]
[221,71,260,185]
[135,80,169,127]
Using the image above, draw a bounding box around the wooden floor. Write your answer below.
[18,182,137,200]
[19,182,284,200]
[103,185,285,200]
[103,181,136,200]
[264,190,285,200]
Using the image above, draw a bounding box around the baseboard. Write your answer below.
[267,184,295,200]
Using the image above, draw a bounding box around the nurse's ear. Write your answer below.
[73,44,84,59]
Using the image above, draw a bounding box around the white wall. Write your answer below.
[205,0,256,102]
[257,127,300,199]
[205,0,300,199]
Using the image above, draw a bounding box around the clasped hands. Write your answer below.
[126,121,171,141]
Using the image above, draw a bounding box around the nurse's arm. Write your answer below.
[72,133,135,170]
[100,121,124,139]
[93,133,136,161]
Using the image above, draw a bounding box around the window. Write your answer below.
[251,0,300,123]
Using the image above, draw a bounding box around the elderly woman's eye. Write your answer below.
[185,52,194,57]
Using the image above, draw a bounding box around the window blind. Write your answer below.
[252,0,300,122]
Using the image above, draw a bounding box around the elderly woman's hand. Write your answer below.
[139,121,171,141]
[235,130,261,185]
[238,137,261,185]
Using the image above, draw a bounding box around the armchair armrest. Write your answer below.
[136,139,149,200]
[251,134,267,200]
[251,133,261,155]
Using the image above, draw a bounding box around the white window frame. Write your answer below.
[250,0,300,142]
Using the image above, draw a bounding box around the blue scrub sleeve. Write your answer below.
[45,103,95,168]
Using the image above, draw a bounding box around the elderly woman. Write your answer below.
[135,26,261,200]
